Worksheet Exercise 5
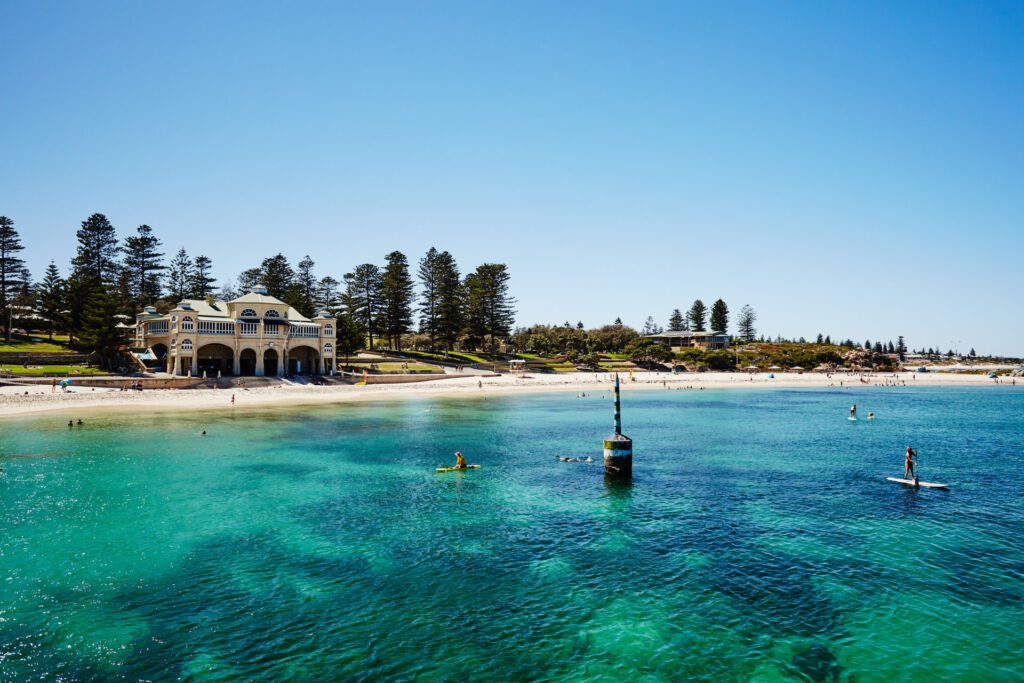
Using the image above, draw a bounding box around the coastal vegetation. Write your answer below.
[0,214,1012,371]
[0,214,517,368]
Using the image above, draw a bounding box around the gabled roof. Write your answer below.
[228,290,288,306]
[171,299,231,318]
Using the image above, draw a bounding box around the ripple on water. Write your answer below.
[0,388,1021,680]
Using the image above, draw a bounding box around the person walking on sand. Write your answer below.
[231,394,236,405]
[904,446,918,480]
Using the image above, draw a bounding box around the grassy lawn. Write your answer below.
[0,338,73,354]
[397,350,495,365]
[0,364,109,377]
[345,362,441,374]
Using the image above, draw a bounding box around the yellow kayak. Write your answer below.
[435,465,481,473]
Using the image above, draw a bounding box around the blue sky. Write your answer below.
[2,1,1022,355]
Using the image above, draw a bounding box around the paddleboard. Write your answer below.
[885,477,949,490]
[848,417,857,421]
[436,465,481,473]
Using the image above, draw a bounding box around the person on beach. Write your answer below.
[454,451,468,469]
[231,394,236,405]
[904,446,917,479]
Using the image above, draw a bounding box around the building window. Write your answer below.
[181,339,194,351]
[265,309,280,318]
[182,316,194,331]
[240,308,257,318]
[324,324,334,337]
[324,343,334,355]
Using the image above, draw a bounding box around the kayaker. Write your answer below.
[454,451,468,469]
[904,446,917,479]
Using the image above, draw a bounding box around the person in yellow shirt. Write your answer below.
[454,451,468,469]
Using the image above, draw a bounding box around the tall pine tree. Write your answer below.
[667,309,685,332]
[417,247,441,347]
[687,299,707,332]
[72,213,119,286]
[737,305,757,342]
[0,216,29,341]
[710,299,729,334]
[67,213,119,344]
[260,254,294,299]
[462,263,515,353]
[343,264,382,348]
[167,248,193,301]
[433,251,463,355]
[290,256,317,317]
[34,262,66,340]
[380,251,415,350]
[121,224,165,307]
[189,255,216,299]
[315,276,342,315]
[77,285,125,369]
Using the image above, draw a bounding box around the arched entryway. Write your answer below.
[263,349,279,377]
[288,346,320,375]
[197,343,234,377]
[239,348,257,376]
[151,343,168,359]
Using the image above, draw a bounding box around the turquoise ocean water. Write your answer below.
[1,387,1022,681]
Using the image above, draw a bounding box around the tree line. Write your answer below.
[0,214,516,364]
[642,300,758,341]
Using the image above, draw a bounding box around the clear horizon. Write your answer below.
[2,1,1021,356]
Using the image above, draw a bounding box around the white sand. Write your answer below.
[0,370,1018,419]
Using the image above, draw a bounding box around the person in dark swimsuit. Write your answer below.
[454,451,468,469]
[904,446,917,479]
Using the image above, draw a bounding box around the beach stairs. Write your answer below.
[128,349,151,374]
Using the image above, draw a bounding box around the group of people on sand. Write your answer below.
[66,419,83,427]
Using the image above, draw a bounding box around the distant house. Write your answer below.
[646,330,730,351]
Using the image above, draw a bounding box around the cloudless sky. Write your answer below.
[2,1,1022,355]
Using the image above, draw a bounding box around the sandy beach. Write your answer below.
[1,370,1018,419]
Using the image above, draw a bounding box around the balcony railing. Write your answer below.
[289,326,320,339]
[148,322,169,334]
[198,321,235,335]
[239,322,258,335]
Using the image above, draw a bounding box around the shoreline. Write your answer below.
[1,370,1019,420]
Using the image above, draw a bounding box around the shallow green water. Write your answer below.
[1,387,1022,681]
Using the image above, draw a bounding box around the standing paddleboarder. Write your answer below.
[904,446,918,480]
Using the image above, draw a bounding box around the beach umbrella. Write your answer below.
[744,365,759,370]
[768,365,782,370]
